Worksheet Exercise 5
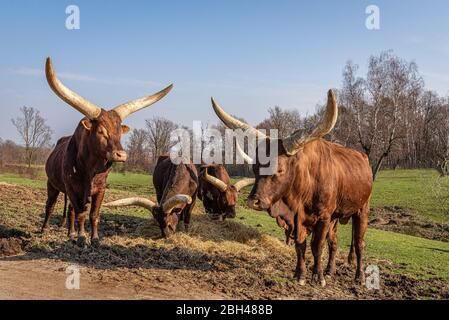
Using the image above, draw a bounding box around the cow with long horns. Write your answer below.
[198,164,254,220]
[41,57,173,246]
[210,90,373,286]
[104,155,198,238]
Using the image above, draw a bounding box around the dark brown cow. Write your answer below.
[41,57,173,246]
[197,164,254,220]
[104,155,198,238]
[210,90,373,286]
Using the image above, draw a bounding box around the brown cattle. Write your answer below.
[41,57,173,246]
[198,164,254,220]
[210,90,373,286]
[104,155,198,238]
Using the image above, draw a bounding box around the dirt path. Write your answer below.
[0,257,227,300]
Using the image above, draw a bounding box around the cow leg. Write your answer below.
[183,201,195,232]
[294,239,307,285]
[76,212,88,247]
[89,192,104,247]
[67,204,77,242]
[41,182,60,232]
[60,193,68,227]
[348,221,356,266]
[294,213,308,285]
[311,219,330,287]
[325,219,338,276]
[353,204,369,285]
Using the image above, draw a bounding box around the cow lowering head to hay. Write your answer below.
[104,155,198,238]
[198,164,254,220]
[210,90,373,286]
[41,57,173,246]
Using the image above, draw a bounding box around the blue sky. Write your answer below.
[1,0,449,143]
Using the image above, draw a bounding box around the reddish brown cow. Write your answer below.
[210,90,373,286]
[197,164,254,220]
[104,155,198,238]
[41,57,173,246]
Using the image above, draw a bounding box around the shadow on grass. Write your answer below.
[416,246,449,254]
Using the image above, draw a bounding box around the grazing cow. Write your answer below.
[40,57,173,246]
[197,164,254,220]
[210,90,373,286]
[104,155,198,238]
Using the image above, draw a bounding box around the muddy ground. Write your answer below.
[369,206,449,242]
[1,183,448,300]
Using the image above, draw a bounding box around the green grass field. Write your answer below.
[1,168,448,280]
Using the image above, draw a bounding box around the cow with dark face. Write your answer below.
[210,90,373,286]
[104,155,198,238]
[41,57,173,246]
[197,164,254,220]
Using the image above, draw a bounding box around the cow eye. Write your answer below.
[98,127,109,138]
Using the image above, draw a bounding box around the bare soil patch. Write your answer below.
[369,206,449,242]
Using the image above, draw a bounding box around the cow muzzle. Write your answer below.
[110,150,128,162]
[247,197,269,211]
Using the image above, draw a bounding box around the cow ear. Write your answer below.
[121,125,130,134]
[81,119,92,131]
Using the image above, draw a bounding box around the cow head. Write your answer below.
[45,57,172,165]
[103,195,192,238]
[210,90,338,211]
[201,166,254,218]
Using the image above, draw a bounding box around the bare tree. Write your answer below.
[145,116,178,162]
[125,128,151,172]
[256,106,302,139]
[338,52,423,179]
[11,106,53,168]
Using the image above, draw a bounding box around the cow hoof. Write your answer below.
[325,267,335,277]
[77,236,87,248]
[355,273,366,286]
[298,279,306,286]
[348,255,355,266]
[40,227,47,234]
[312,273,326,287]
[68,231,76,241]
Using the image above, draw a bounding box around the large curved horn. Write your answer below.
[162,194,192,214]
[46,57,102,119]
[282,89,338,156]
[236,141,254,164]
[103,197,157,210]
[211,97,267,138]
[113,84,173,120]
[202,167,228,192]
[233,178,255,192]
